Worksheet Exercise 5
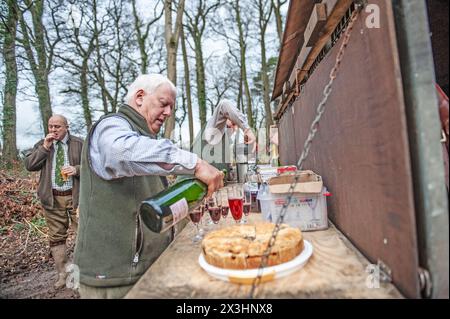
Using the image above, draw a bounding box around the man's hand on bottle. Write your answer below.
[194,159,224,197]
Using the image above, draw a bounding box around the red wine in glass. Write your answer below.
[221,205,229,218]
[189,209,202,223]
[228,198,243,222]
[190,208,203,242]
[243,203,251,216]
[208,206,221,224]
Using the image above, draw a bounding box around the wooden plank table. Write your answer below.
[126,214,403,299]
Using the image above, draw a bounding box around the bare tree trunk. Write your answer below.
[17,0,55,134]
[257,0,273,144]
[93,0,109,114]
[132,0,163,74]
[271,0,287,49]
[177,88,187,147]
[2,0,19,162]
[237,74,243,112]
[261,35,273,140]
[180,25,194,147]
[193,35,207,130]
[185,0,220,132]
[55,4,96,131]
[81,56,93,129]
[111,3,123,114]
[90,0,132,115]
[234,0,253,128]
[132,0,148,74]
[164,0,186,139]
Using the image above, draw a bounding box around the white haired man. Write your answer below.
[74,74,223,299]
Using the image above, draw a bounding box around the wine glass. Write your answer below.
[203,197,214,228]
[242,184,252,224]
[207,192,222,227]
[218,189,229,219]
[227,185,243,223]
[189,206,204,242]
[198,204,206,235]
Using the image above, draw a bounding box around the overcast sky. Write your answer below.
[2,0,285,153]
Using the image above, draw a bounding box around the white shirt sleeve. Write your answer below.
[204,99,250,144]
[89,116,198,180]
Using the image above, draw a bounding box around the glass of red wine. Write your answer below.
[227,185,243,223]
[207,192,222,227]
[189,206,204,242]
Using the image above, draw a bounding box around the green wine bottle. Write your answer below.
[140,178,208,233]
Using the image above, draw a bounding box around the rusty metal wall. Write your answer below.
[278,1,420,298]
[278,106,298,166]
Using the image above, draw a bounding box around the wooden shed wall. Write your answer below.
[277,1,420,298]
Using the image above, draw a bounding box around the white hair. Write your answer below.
[125,74,177,104]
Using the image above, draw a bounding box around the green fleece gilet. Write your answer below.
[74,104,173,287]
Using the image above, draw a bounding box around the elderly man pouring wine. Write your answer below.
[74,74,224,299]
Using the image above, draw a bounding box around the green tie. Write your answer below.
[55,141,65,186]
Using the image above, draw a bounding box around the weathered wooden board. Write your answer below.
[287,47,312,91]
[275,0,353,118]
[272,1,317,100]
[297,0,354,85]
[273,0,354,101]
[279,0,420,298]
[126,214,403,299]
[304,4,328,47]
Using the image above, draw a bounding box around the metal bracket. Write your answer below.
[418,267,432,298]
[377,259,392,283]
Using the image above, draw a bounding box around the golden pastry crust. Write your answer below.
[201,222,304,269]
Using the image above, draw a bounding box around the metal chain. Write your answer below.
[249,6,362,299]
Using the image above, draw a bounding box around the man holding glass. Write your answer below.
[24,115,83,289]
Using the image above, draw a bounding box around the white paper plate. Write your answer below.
[198,240,313,284]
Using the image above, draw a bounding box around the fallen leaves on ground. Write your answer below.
[0,166,78,298]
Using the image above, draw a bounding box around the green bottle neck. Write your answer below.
[155,178,207,207]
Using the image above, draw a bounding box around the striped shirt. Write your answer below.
[89,116,198,180]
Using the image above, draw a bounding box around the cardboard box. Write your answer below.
[257,165,299,183]
[268,170,323,194]
[258,170,329,231]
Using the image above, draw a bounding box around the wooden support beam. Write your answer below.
[323,0,340,16]
[304,3,328,47]
[274,90,295,121]
[275,0,353,119]
[288,68,297,89]
[297,0,354,85]
[297,46,313,69]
